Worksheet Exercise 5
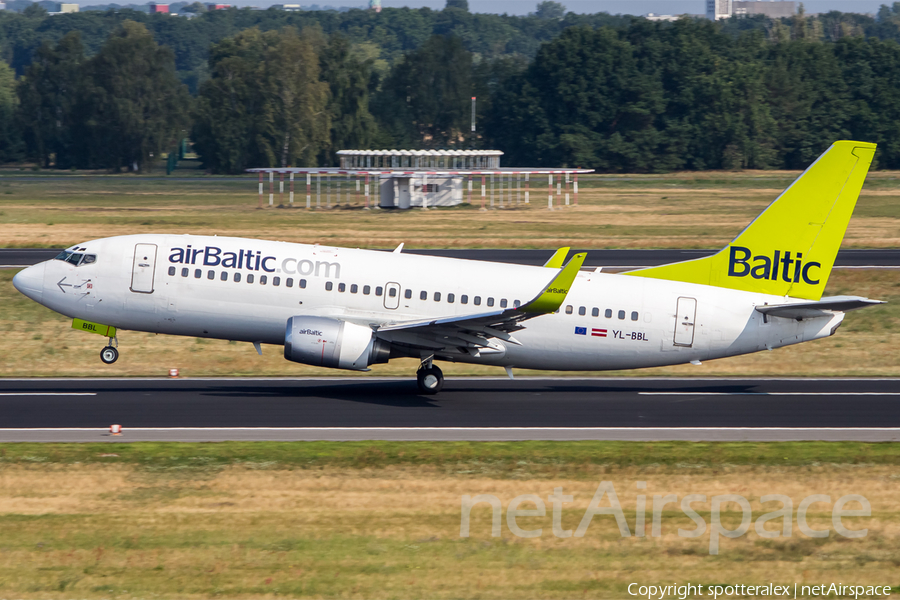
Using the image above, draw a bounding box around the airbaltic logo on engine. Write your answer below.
[168,245,341,279]
[297,329,323,336]
[727,246,821,284]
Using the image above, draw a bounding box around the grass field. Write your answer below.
[2,268,898,378]
[2,169,900,249]
[0,442,896,599]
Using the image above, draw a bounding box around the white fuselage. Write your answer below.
[17,234,843,371]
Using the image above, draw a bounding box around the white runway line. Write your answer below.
[0,392,97,396]
[1,426,899,442]
[641,392,900,396]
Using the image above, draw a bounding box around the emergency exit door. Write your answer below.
[674,296,697,347]
[131,243,157,293]
[383,282,401,309]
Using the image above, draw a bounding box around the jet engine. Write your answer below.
[284,316,391,370]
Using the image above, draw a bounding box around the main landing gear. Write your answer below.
[100,336,119,364]
[416,358,444,395]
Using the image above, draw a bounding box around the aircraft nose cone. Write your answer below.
[12,262,45,304]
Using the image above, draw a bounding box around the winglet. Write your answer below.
[520,252,586,313]
[543,247,570,268]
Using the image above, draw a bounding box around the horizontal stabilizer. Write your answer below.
[755,295,884,319]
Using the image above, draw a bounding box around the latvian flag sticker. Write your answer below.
[592,328,608,337]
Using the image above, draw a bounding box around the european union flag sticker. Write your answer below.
[574,327,587,335]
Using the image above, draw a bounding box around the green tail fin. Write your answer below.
[625,140,876,300]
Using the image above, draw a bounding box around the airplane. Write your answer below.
[12,141,884,394]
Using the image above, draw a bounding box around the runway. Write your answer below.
[4,248,900,269]
[1,377,898,442]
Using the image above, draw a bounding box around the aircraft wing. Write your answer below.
[755,295,884,320]
[375,252,586,355]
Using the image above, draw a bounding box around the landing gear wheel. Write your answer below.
[417,365,444,395]
[100,346,119,365]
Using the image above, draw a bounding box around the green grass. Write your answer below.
[2,441,899,472]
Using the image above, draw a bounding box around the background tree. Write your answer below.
[78,21,191,171]
[318,34,378,163]
[372,34,472,148]
[534,1,566,20]
[192,28,329,173]
[0,61,22,162]
[16,32,85,168]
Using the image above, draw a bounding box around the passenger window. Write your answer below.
[448,293,455,303]
[351,284,358,294]
[592,307,599,317]
[338,283,345,292]
[618,310,625,320]
[194,269,201,279]
[299,279,307,289]
[500,299,508,308]
[260,275,267,285]
[220,271,228,281]
[326,281,333,291]
[404,289,412,299]
[565,305,573,314]
[578,306,586,316]
[247,274,254,284]
[487,297,494,307]
[181,268,188,277]
[234,273,242,283]
[376,286,383,296]
[273,277,280,286]
[363,285,370,295]
[514,300,520,308]
[420,291,427,300]
[631,311,639,321]
[389,287,397,297]
[208,270,215,280]
[286,278,293,287]
[461,295,468,304]
[434,292,441,301]
[474,296,481,306]
[605,309,612,318]
[168,266,176,276]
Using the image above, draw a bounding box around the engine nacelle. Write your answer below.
[284,316,391,371]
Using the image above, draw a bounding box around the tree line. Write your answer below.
[7,4,900,172]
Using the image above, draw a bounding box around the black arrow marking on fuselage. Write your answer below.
[57,277,72,293]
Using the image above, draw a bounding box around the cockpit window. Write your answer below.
[53,250,95,266]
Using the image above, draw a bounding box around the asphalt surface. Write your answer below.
[5,248,900,269]
[1,377,898,442]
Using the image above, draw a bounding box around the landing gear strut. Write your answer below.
[100,336,119,365]
[416,359,443,395]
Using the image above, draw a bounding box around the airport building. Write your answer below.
[247,149,592,211]
[707,0,795,19]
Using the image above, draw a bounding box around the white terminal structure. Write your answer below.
[247,149,593,210]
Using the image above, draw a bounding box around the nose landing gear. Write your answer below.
[100,336,119,364]
[416,357,443,395]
